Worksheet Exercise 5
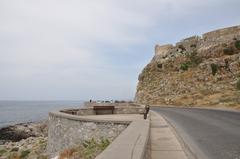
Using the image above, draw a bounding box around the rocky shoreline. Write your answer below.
[0,121,48,159]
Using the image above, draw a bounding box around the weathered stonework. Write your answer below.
[203,25,240,41]
[75,107,145,115]
[47,112,128,158]
[155,44,173,57]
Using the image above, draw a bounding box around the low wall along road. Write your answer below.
[47,105,150,159]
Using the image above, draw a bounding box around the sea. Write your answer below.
[0,100,84,128]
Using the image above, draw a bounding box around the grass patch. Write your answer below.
[0,149,7,156]
[180,63,190,71]
[59,138,110,159]
[83,138,110,159]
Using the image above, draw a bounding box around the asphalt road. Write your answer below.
[153,107,240,159]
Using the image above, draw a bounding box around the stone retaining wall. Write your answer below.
[47,112,128,158]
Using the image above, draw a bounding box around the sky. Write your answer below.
[0,0,239,101]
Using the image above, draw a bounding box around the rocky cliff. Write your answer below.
[135,25,240,108]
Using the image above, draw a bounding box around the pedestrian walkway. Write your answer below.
[150,111,188,159]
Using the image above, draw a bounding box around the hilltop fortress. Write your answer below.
[135,25,240,108]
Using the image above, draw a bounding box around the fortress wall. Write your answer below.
[154,44,173,57]
[203,25,240,41]
[176,36,200,51]
[154,26,240,58]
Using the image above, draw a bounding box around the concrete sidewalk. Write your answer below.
[150,111,188,159]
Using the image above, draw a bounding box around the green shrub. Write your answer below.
[0,149,7,156]
[190,44,197,48]
[237,73,240,78]
[99,138,110,151]
[211,63,218,76]
[83,138,110,159]
[180,63,190,71]
[157,63,163,69]
[237,79,240,90]
[235,40,240,50]
[10,147,19,152]
[189,51,202,66]
[178,45,186,51]
[223,47,234,55]
[20,150,31,158]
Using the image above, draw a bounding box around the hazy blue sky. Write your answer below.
[0,0,239,100]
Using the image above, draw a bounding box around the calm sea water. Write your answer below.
[0,100,84,128]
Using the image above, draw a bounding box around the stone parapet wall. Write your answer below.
[114,107,145,114]
[95,120,150,159]
[61,107,145,116]
[84,102,142,107]
[76,108,95,115]
[76,107,145,115]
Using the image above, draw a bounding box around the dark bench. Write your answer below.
[93,106,115,115]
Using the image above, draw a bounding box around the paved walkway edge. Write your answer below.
[160,113,197,159]
[150,111,189,159]
[96,117,150,159]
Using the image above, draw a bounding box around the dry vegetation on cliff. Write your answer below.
[135,25,240,109]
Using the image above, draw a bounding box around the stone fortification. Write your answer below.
[155,44,173,56]
[135,25,240,108]
[203,25,240,41]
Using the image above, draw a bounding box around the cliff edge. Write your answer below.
[135,25,240,108]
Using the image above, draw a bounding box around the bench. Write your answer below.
[93,106,115,115]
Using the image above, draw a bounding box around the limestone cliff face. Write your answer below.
[135,25,240,108]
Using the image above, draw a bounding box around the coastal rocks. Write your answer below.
[135,25,240,108]
[0,121,48,144]
[0,121,48,159]
[0,136,48,159]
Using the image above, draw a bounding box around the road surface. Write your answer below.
[153,107,240,159]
